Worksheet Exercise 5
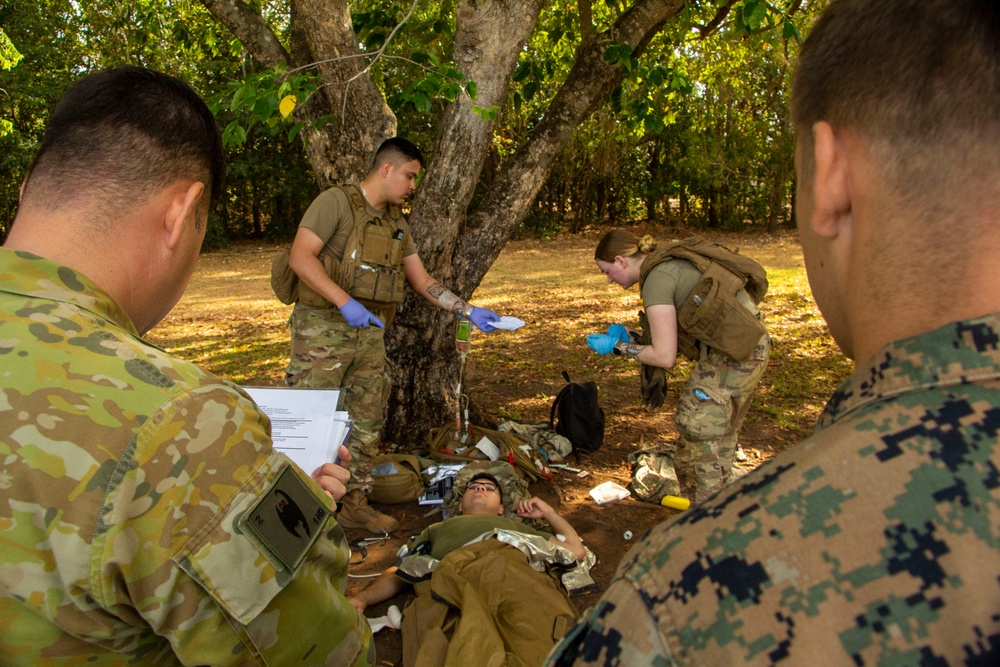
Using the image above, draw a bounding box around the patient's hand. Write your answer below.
[516,497,554,520]
[348,594,367,615]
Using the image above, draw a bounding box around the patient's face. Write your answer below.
[459,479,504,516]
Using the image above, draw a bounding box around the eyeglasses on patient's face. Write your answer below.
[466,482,499,494]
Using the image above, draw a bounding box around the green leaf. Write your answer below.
[413,91,432,114]
[523,80,538,101]
[222,120,247,148]
[783,20,802,42]
[466,80,478,100]
[0,29,23,70]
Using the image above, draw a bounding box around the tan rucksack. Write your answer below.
[368,454,425,504]
[639,236,768,361]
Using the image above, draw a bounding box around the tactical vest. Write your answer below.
[297,184,408,321]
[638,236,768,362]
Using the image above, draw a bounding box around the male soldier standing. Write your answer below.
[0,66,372,665]
[286,138,501,533]
[547,0,1000,664]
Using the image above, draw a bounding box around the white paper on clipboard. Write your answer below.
[243,387,351,474]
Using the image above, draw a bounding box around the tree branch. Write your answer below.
[695,0,740,39]
[198,0,290,67]
[579,0,596,46]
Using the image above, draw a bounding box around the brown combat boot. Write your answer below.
[337,489,399,534]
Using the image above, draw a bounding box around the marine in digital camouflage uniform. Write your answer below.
[548,316,1000,665]
[0,67,372,665]
[549,0,1000,663]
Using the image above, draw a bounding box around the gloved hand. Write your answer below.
[641,364,668,408]
[339,298,385,329]
[587,333,617,355]
[606,323,630,344]
[469,307,499,332]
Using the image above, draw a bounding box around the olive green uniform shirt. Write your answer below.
[0,248,373,666]
[300,185,417,262]
[411,514,552,561]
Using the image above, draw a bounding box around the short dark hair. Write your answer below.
[370,137,425,172]
[792,0,1000,206]
[22,66,226,219]
[467,473,502,501]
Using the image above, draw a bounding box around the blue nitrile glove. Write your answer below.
[469,307,500,333]
[607,323,630,344]
[339,298,385,328]
[587,333,617,355]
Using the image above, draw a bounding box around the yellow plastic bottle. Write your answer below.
[660,495,691,510]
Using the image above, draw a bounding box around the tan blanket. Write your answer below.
[401,540,579,667]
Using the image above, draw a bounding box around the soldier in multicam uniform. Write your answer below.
[0,66,373,665]
[547,0,1000,664]
[587,230,771,503]
[285,138,502,534]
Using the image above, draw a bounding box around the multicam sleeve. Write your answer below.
[95,383,374,666]
[546,579,674,667]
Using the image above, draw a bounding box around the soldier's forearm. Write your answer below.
[615,341,644,361]
[426,282,473,317]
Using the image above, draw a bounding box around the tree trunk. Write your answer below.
[383,0,544,446]
[386,0,687,444]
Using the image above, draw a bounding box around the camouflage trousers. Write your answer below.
[285,305,389,492]
[675,331,770,503]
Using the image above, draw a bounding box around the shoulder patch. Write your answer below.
[240,465,331,572]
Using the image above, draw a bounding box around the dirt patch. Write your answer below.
[152,227,851,665]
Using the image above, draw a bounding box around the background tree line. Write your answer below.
[0,0,821,443]
[2,0,813,245]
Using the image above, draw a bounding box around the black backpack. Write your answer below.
[549,371,605,455]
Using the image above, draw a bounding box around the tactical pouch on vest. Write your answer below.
[677,262,766,362]
[369,454,425,504]
[337,221,406,305]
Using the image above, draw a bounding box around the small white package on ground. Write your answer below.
[589,481,631,505]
